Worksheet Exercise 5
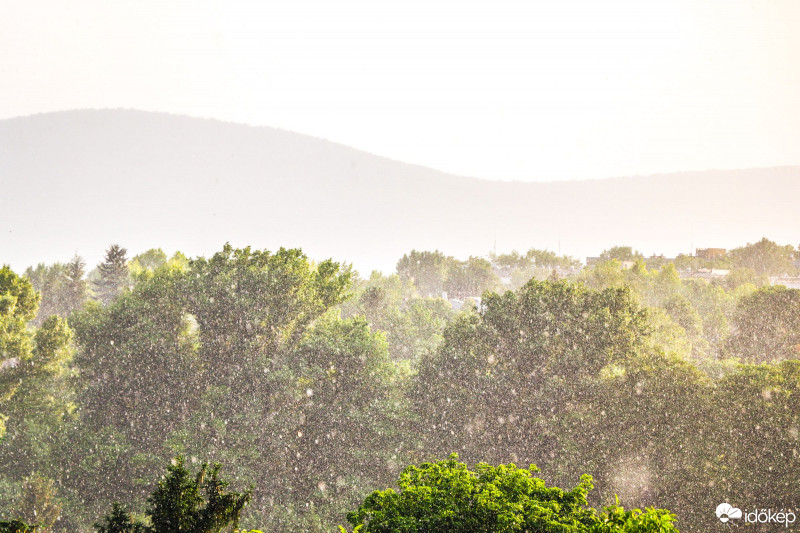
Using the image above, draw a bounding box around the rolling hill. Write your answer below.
[1,109,798,273]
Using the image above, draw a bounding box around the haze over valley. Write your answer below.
[2,109,797,272]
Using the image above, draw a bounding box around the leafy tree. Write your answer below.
[413,279,650,468]
[582,259,626,292]
[0,269,75,533]
[706,360,800,520]
[344,455,677,532]
[95,457,250,533]
[662,294,701,337]
[128,250,191,282]
[727,237,796,276]
[0,266,41,439]
[719,267,768,290]
[396,250,453,297]
[11,475,61,533]
[599,246,642,262]
[678,279,733,352]
[590,350,714,528]
[491,249,580,290]
[490,250,529,269]
[525,248,580,270]
[727,285,800,362]
[49,426,158,532]
[23,264,67,327]
[491,249,579,271]
[23,257,89,325]
[129,249,167,273]
[340,272,453,360]
[72,245,403,531]
[647,264,680,306]
[444,256,498,299]
[93,245,129,305]
[671,254,696,271]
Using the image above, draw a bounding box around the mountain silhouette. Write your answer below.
[1,109,798,272]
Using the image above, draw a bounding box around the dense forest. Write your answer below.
[1,238,799,531]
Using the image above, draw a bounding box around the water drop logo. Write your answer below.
[716,503,742,523]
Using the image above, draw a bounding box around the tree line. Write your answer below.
[1,239,799,531]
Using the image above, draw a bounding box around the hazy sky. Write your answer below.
[2,0,799,181]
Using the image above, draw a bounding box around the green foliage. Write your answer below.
[444,256,498,299]
[95,458,250,533]
[397,250,500,299]
[130,249,168,273]
[71,245,402,531]
[23,256,89,326]
[727,285,800,362]
[23,264,66,327]
[490,248,580,290]
[344,455,677,532]
[0,268,77,533]
[0,520,37,533]
[582,260,735,360]
[661,295,701,337]
[1,269,74,454]
[491,249,580,271]
[719,267,768,290]
[413,279,650,467]
[396,250,452,297]
[341,272,454,360]
[599,246,643,262]
[129,251,189,281]
[7,240,800,533]
[11,475,61,533]
[64,255,89,313]
[93,245,130,305]
[727,237,796,276]
[94,503,143,533]
[0,266,40,439]
[709,360,800,512]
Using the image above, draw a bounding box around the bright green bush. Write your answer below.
[343,455,678,532]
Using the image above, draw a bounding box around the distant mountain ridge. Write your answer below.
[1,109,798,273]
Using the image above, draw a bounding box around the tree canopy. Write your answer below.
[344,455,678,532]
[94,457,250,533]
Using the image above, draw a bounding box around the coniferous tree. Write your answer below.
[93,245,129,305]
[94,504,143,533]
[95,458,250,533]
[65,255,88,312]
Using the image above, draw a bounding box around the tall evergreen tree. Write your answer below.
[94,458,250,533]
[93,245,129,305]
[64,255,88,312]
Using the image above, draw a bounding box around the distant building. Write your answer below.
[696,248,726,260]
